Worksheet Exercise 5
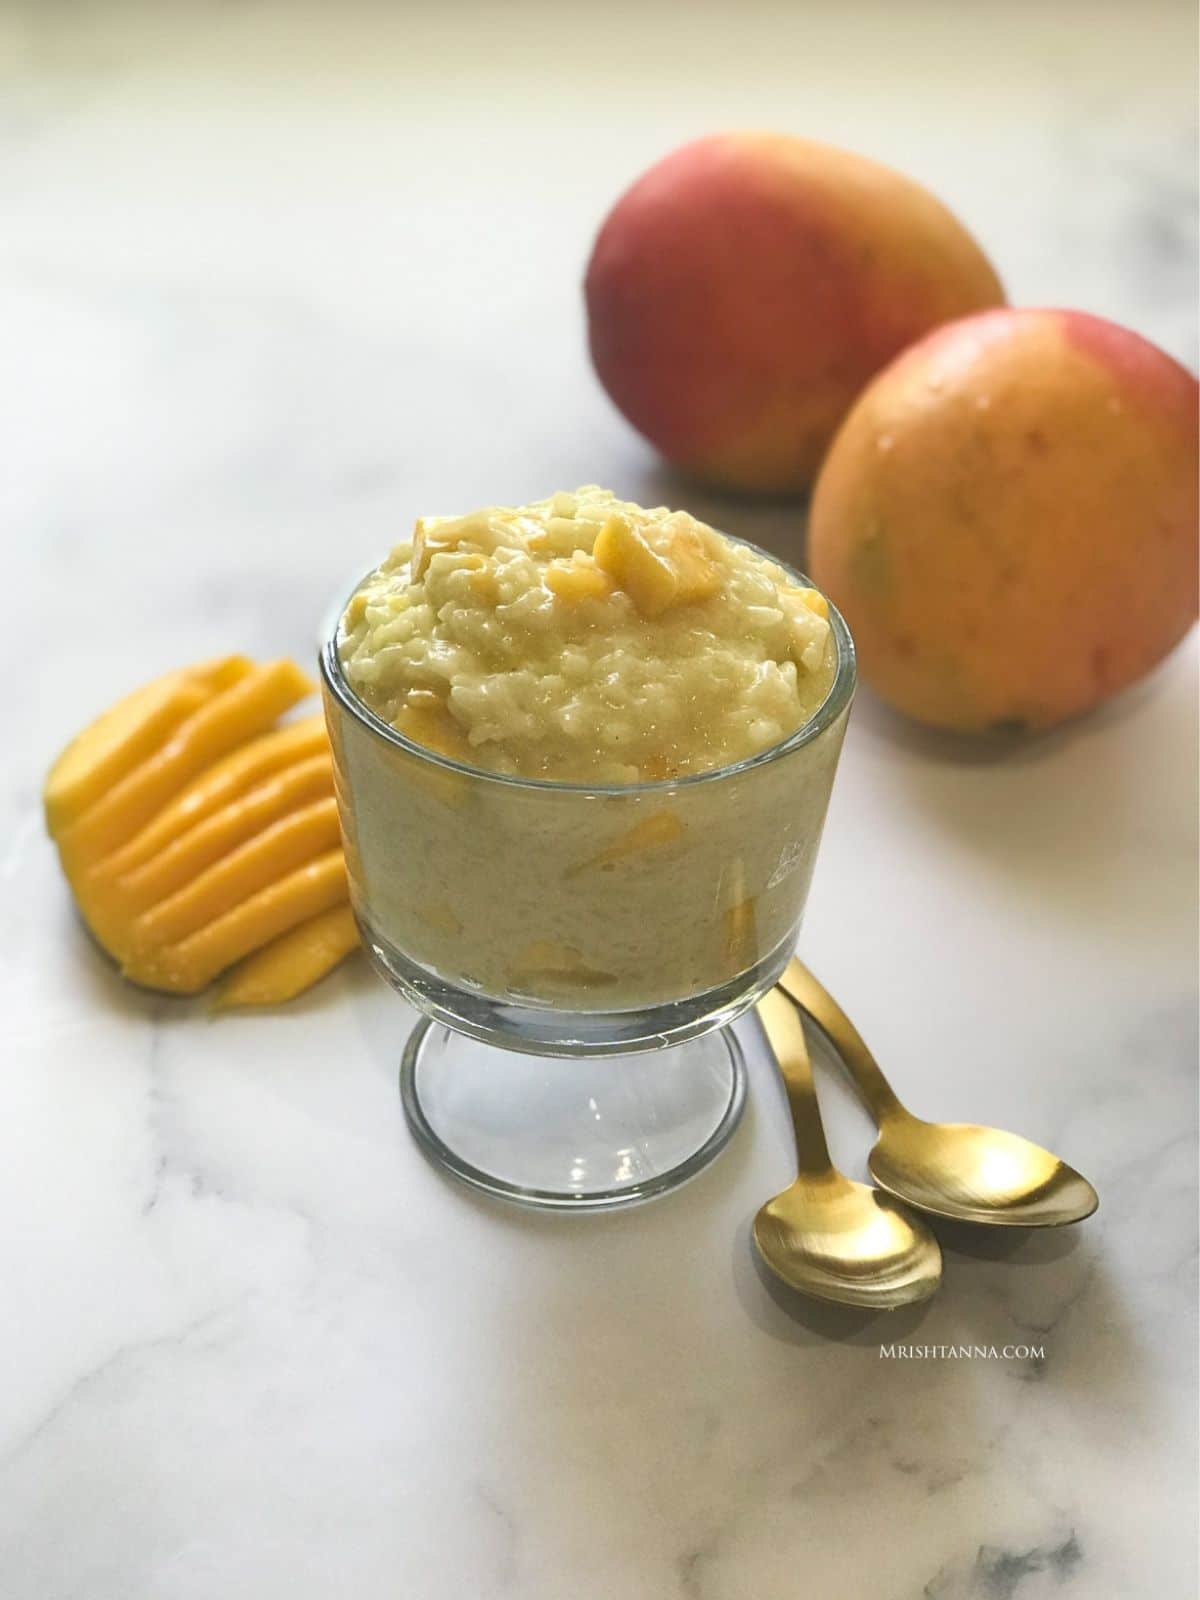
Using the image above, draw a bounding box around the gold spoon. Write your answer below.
[777,959,1099,1228]
[753,988,943,1309]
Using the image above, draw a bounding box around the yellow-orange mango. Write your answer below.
[723,896,758,973]
[394,691,472,761]
[568,811,684,877]
[59,660,314,868]
[544,560,615,605]
[96,715,328,880]
[43,657,251,834]
[46,658,358,1005]
[593,513,678,616]
[111,753,334,911]
[132,797,342,948]
[510,939,617,991]
[809,308,1199,731]
[214,906,360,1010]
[132,849,348,993]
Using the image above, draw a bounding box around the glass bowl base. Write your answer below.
[400,1018,747,1211]
[363,917,794,1056]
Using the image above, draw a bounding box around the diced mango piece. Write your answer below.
[131,797,342,947]
[416,900,464,937]
[593,512,723,616]
[569,810,684,876]
[395,691,472,762]
[466,567,501,606]
[343,590,369,628]
[336,682,468,814]
[659,523,721,606]
[58,660,315,870]
[412,508,512,573]
[95,715,329,881]
[514,938,574,970]
[410,518,466,580]
[510,939,617,990]
[544,560,614,605]
[131,849,348,993]
[593,513,678,617]
[213,906,360,1010]
[723,895,758,973]
[784,584,829,619]
[109,753,335,911]
[43,657,252,836]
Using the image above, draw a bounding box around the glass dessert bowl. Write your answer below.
[321,489,855,1209]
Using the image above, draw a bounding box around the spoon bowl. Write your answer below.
[869,1116,1099,1228]
[754,1173,944,1308]
[754,988,942,1309]
[778,959,1099,1229]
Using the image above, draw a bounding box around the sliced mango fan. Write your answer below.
[43,655,360,1008]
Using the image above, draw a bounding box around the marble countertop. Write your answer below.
[2,3,1197,1596]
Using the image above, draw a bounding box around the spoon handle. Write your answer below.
[755,988,836,1180]
[778,959,904,1126]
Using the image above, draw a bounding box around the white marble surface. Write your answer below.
[2,3,1197,1596]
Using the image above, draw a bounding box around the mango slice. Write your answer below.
[132,797,342,948]
[43,657,252,834]
[110,753,334,912]
[568,811,684,877]
[135,849,348,993]
[510,938,617,991]
[58,660,314,869]
[95,715,328,881]
[723,896,758,974]
[45,658,359,1007]
[213,906,360,1010]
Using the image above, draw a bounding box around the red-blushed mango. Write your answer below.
[808,308,1199,732]
[585,133,1004,494]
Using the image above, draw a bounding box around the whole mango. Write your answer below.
[585,133,1004,494]
[808,308,1199,732]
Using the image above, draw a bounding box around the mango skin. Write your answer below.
[808,307,1199,732]
[585,132,1004,494]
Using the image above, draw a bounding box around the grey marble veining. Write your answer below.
[1,2,1197,1596]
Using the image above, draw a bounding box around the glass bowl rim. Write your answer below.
[319,535,856,798]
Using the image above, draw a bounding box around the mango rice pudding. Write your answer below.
[324,487,851,1017]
